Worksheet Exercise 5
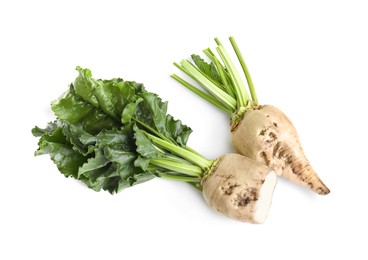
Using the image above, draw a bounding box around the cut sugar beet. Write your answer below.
[202,154,277,223]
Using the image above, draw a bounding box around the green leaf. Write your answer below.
[53,67,192,146]
[33,121,88,179]
[134,92,192,146]
[94,127,154,193]
[52,68,148,135]
[78,148,110,182]
[165,115,192,146]
[134,156,151,171]
[91,79,144,121]
[51,85,95,124]
[33,120,155,194]
[80,109,119,135]
[74,67,146,120]
[61,122,96,155]
[133,124,162,158]
[32,121,62,137]
[74,66,99,107]
[121,98,143,124]
[105,146,153,190]
[51,84,118,134]
[137,92,169,136]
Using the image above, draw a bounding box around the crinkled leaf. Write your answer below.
[52,67,146,135]
[74,66,99,107]
[96,126,135,151]
[165,115,192,146]
[77,147,135,194]
[61,123,96,155]
[133,124,162,158]
[138,92,169,136]
[94,127,154,193]
[33,121,87,179]
[134,156,151,171]
[74,67,145,120]
[32,121,62,137]
[80,126,154,193]
[121,98,143,124]
[53,67,191,145]
[104,147,136,168]
[80,109,119,135]
[104,146,154,189]
[51,84,118,134]
[78,148,110,181]
[33,120,155,194]
[99,79,144,119]
[134,92,192,146]
[51,85,95,124]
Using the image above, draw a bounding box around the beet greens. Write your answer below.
[33,67,213,193]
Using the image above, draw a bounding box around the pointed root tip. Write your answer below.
[314,181,330,195]
[303,167,330,195]
[316,186,330,195]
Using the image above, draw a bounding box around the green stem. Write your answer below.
[216,44,250,108]
[229,36,258,104]
[145,133,213,170]
[203,48,236,99]
[190,55,228,93]
[163,154,194,165]
[214,38,222,46]
[159,172,200,183]
[150,158,202,177]
[180,60,237,111]
[184,145,207,159]
[188,182,202,192]
[132,117,173,144]
[171,74,232,114]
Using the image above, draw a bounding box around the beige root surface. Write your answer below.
[231,105,330,195]
[202,153,277,224]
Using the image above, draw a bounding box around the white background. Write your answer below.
[1,0,367,259]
